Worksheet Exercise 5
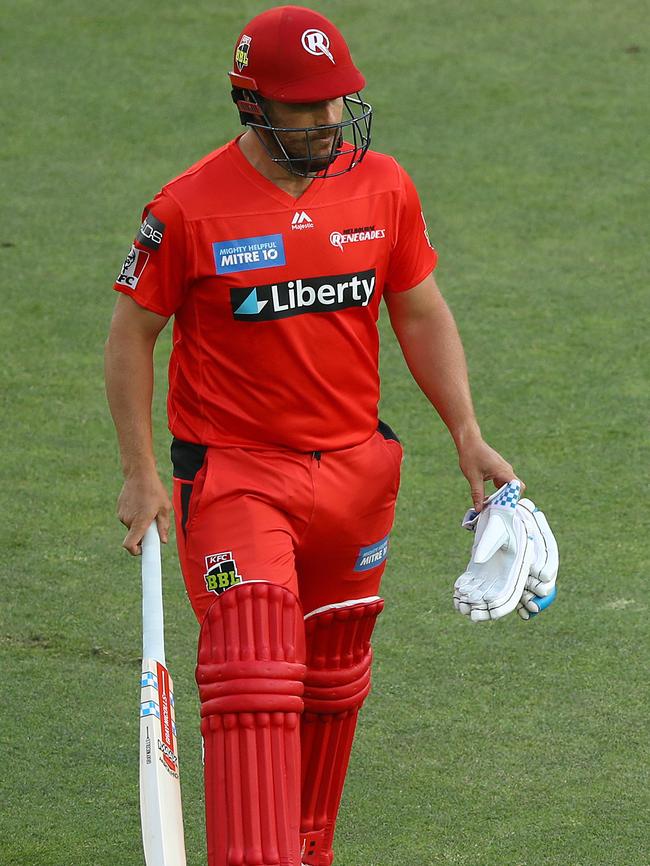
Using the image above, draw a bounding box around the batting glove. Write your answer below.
[453,481,559,622]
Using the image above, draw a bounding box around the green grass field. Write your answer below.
[2,1,649,864]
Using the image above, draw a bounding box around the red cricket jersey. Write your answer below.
[114,137,437,451]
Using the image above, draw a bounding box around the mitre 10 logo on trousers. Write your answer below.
[231,269,376,321]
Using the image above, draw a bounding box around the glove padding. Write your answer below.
[453,481,559,622]
[515,498,559,620]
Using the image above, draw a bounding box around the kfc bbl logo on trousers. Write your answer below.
[204,552,243,594]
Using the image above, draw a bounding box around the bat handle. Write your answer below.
[141,522,166,666]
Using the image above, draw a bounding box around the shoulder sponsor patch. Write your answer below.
[136,212,166,250]
[116,245,149,289]
[354,534,390,572]
[213,234,286,274]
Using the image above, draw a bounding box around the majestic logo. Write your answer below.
[204,552,243,595]
[213,234,286,274]
[136,212,166,250]
[301,28,335,64]
[116,245,149,289]
[354,535,390,572]
[291,210,314,230]
[231,269,376,322]
[235,34,252,71]
[330,225,386,251]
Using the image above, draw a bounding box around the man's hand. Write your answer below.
[457,434,522,512]
[117,469,172,555]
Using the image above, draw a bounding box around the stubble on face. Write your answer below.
[260,98,344,174]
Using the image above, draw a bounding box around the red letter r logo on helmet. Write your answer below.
[301,29,335,64]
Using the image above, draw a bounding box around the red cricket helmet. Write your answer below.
[229,5,366,101]
[228,6,372,178]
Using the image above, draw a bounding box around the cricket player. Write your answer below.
[105,7,519,865]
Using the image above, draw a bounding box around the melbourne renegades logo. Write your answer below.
[204,552,243,595]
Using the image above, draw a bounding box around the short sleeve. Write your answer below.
[384,165,438,293]
[113,191,187,316]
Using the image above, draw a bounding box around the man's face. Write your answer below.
[260,97,345,174]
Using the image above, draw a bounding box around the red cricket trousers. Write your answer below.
[171,424,402,620]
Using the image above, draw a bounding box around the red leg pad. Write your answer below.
[197,581,307,866]
[300,597,384,866]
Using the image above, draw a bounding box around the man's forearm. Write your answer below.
[104,329,158,477]
[386,276,518,509]
[388,290,481,447]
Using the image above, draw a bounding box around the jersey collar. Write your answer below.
[228,135,329,209]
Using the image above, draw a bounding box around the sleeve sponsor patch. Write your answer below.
[136,212,166,250]
[116,245,150,289]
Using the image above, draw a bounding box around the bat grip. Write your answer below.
[141,522,166,665]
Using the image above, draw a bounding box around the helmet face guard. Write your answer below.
[232,87,372,178]
[229,7,372,179]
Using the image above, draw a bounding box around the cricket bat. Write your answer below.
[139,522,187,866]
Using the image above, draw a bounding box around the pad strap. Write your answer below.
[196,581,306,866]
[300,597,384,866]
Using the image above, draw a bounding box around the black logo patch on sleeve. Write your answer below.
[136,212,166,250]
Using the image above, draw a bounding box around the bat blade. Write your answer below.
[139,656,187,865]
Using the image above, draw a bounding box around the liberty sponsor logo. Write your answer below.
[204,552,243,595]
[301,28,335,63]
[231,269,376,321]
[330,224,386,251]
[235,34,252,71]
[213,234,286,274]
[353,535,390,572]
[116,245,149,289]
[291,210,314,230]
[136,212,166,250]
